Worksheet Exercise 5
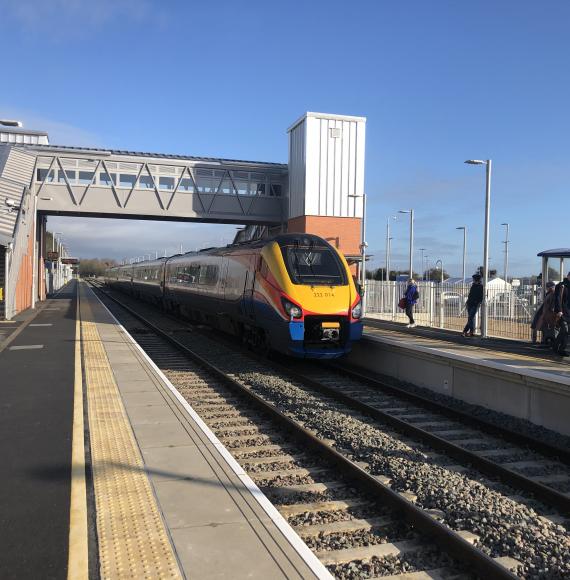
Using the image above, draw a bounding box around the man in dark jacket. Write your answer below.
[463,274,484,337]
[553,272,570,356]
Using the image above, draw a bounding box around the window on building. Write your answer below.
[119,174,136,188]
[270,183,282,197]
[139,175,155,189]
[37,168,54,182]
[159,176,175,190]
[99,172,116,186]
[178,177,194,192]
[234,180,249,195]
[255,182,266,195]
[58,170,76,184]
[78,171,94,185]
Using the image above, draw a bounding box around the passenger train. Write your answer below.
[105,233,363,358]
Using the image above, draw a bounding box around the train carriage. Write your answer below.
[106,233,363,358]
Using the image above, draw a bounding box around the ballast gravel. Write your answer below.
[235,371,570,579]
[104,294,570,578]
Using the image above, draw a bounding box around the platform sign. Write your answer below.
[46,251,59,260]
[62,257,79,265]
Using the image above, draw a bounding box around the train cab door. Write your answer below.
[220,257,229,300]
[243,256,257,319]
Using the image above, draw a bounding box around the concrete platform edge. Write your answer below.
[363,334,570,388]
[351,335,570,436]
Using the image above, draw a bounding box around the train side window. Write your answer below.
[199,265,218,286]
[188,264,200,284]
[206,265,218,285]
[260,258,269,278]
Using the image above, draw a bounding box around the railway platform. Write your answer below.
[0,279,328,579]
[350,319,570,436]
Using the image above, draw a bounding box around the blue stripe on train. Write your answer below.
[254,299,362,358]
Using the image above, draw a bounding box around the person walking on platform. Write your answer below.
[404,278,419,328]
[553,272,570,357]
[463,274,483,337]
[531,281,557,344]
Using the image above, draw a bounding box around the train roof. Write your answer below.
[113,233,335,267]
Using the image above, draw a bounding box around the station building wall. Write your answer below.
[15,224,34,312]
[287,215,361,257]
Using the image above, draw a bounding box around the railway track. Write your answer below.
[90,282,570,578]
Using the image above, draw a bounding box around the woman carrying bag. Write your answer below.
[401,278,419,328]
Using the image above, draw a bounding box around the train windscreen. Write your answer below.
[281,246,348,286]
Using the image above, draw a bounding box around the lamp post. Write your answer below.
[419,248,426,280]
[435,259,444,283]
[50,231,63,293]
[465,159,492,338]
[425,255,430,281]
[398,209,414,280]
[348,193,367,292]
[385,215,397,281]
[501,222,509,286]
[456,226,467,282]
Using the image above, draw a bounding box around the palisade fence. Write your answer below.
[365,280,542,341]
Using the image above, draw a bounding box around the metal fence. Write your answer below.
[365,280,541,341]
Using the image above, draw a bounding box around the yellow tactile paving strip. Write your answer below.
[81,297,182,579]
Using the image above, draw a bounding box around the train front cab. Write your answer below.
[254,235,363,359]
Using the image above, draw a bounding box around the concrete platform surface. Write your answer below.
[0,282,77,579]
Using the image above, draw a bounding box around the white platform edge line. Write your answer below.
[88,286,333,580]
[364,334,570,387]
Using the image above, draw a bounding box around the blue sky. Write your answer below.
[2,0,569,276]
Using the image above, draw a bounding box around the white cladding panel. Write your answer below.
[288,120,306,219]
[287,112,365,220]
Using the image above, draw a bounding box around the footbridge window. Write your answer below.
[35,156,285,198]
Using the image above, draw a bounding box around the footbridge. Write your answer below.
[32,145,287,224]
[0,111,366,318]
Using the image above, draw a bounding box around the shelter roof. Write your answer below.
[537,249,570,258]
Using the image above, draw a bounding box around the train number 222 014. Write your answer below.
[313,292,335,298]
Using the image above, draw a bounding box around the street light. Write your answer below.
[398,209,414,280]
[348,193,368,293]
[385,215,397,281]
[435,259,444,283]
[465,159,492,338]
[52,231,63,253]
[419,248,426,280]
[501,222,509,286]
[456,226,467,282]
[425,255,430,281]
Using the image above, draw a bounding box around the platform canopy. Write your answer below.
[537,248,570,258]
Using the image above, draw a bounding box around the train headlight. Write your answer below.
[282,298,303,319]
[351,301,362,319]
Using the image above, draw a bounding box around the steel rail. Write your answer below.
[329,361,570,463]
[93,280,570,511]
[259,359,570,515]
[92,283,517,580]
